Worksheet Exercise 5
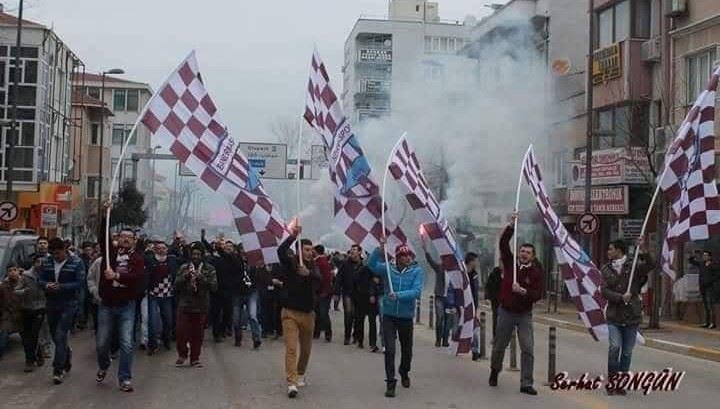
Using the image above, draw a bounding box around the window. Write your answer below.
[123,161,135,181]
[86,87,100,99]
[687,48,718,104]
[112,126,125,145]
[126,89,139,111]
[594,104,647,149]
[553,151,568,187]
[23,61,37,84]
[86,176,99,199]
[633,0,651,39]
[597,0,629,49]
[90,123,100,145]
[113,89,126,111]
[7,85,37,106]
[0,61,5,87]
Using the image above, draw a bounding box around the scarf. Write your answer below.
[612,256,627,274]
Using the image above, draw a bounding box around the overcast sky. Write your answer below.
[17,0,494,139]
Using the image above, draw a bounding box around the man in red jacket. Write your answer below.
[95,227,144,393]
[313,245,333,342]
[489,212,543,396]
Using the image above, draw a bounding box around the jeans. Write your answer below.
[382,315,413,382]
[176,309,206,362]
[46,302,77,375]
[445,309,458,346]
[355,300,379,347]
[148,296,174,349]
[700,286,716,326]
[233,292,261,342]
[313,296,332,339]
[342,295,355,341]
[434,296,448,345]
[607,323,638,377]
[260,292,281,336]
[96,302,136,382]
[21,309,46,363]
[211,292,232,339]
[490,307,535,388]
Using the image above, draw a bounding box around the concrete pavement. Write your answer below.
[1,309,718,409]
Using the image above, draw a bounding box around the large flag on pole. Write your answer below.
[303,47,408,251]
[139,51,287,265]
[659,66,720,279]
[388,134,475,354]
[522,146,609,341]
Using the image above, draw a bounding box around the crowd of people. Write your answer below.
[0,209,654,399]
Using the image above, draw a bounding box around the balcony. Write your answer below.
[592,39,652,109]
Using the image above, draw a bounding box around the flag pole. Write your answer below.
[104,51,195,271]
[296,117,304,267]
[513,145,533,284]
[626,166,668,295]
[381,132,408,294]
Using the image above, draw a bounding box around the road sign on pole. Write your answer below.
[577,212,599,235]
[0,201,18,222]
[239,143,288,179]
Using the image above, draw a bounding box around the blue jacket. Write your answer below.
[368,248,424,319]
[38,254,84,309]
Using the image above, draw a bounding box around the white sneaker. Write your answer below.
[298,376,307,387]
[287,385,299,398]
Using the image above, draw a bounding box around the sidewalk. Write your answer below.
[522,301,720,362]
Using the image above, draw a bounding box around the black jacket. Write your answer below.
[601,255,652,326]
[352,264,375,302]
[485,267,502,304]
[335,259,362,297]
[690,257,720,289]
[277,236,320,313]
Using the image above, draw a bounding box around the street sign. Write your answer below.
[618,219,643,240]
[0,201,18,222]
[40,204,59,229]
[577,212,599,235]
[239,143,288,179]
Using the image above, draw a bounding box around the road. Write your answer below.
[0,311,718,409]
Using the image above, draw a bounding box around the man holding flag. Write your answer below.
[489,212,543,396]
[368,239,424,398]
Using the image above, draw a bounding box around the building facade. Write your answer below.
[0,11,83,236]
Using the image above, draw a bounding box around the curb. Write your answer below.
[472,303,720,363]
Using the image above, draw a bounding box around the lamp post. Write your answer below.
[97,68,125,227]
[149,145,161,231]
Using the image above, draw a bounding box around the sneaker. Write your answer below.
[700,323,710,328]
[287,385,299,398]
[175,358,187,367]
[190,361,204,368]
[709,323,717,329]
[53,373,64,385]
[385,380,397,398]
[520,386,538,395]
[489,369,499,387]
[96,370,107,383]
[401,375,411,388]
[472,352,481,361]
[120,380,134,392]
[370,346,379,353]
[253,340,262,350]
[24,362,35,373]
[298,376,307,387]
[442,342,450,347]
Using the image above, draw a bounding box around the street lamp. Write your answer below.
[97,68,125,228]
[149,145,161,231]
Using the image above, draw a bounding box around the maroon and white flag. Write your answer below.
[304,47,407,252]
[140,52,287,265]
[388,134,475,354]
[659,66,720,279]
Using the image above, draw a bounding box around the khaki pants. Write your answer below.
[281,308,315,386]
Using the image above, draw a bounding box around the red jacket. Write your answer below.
[315,255,334,298]
[499,225,543,314]
[99,247,144,307]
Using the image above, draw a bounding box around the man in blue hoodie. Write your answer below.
[368,239,424,398]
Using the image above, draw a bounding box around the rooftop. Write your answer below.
[0,11,45,29]
[72,72,151,88]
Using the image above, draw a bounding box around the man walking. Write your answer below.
[146,240,178,354]
[489,213,543,396]
[96,228,144,392]
[368,240,424,398]
[15,255,47,372]
[39,238,85,385]
[175,244,217,368]
[277,225,320,398]
[233,247,262,349]
[334,245,363,345]
[313,245,333,342]
[601,238,652,395]
[352,257,376,350]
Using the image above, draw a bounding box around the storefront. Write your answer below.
[16,182,81,238]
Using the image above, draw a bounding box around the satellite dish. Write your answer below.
[552,58,572,76]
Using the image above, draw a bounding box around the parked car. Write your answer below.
[0,229,38,281]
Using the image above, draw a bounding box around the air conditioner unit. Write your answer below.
[641,37,661,63]
[665,0,688,17]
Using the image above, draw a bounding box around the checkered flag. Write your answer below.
[140,51,287,265]
[659,66,720,279]
[304,47,407,251]
[388,134,475,355]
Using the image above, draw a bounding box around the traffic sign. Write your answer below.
[0,201,18,222]
[239,143,288,179]
[577,212,599,235]
[40,204,59,229]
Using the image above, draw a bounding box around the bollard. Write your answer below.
[546,326,557,385]
[479,311,487,359]
[429,295,434,329]
[509,329,519,371]
[415,298,421,324]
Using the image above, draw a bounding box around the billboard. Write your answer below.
[567,186,629,215]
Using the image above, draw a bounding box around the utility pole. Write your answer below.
[582,0,595,255]
[6,0,24,198]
